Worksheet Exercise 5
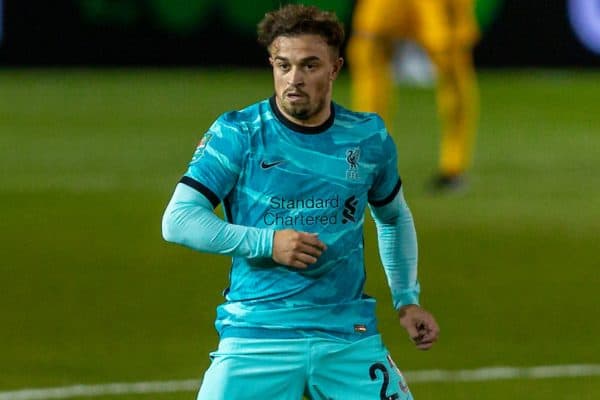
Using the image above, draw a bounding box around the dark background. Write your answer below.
[1,0,599,67]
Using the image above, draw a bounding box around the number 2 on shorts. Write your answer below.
[369,362,399,400]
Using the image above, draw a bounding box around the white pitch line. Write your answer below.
[1,364,600,400]
[0,380,199,400]
[406,364,600,382]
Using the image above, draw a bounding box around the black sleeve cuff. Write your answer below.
[369,178,402,207]
[179,176,220,208]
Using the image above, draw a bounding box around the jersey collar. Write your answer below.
[269,95,335,134]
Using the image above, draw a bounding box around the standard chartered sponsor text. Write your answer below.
[264,195,340,226]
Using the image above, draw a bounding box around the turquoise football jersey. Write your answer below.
[182,97,402,339]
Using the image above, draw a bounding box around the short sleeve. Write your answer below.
[181,112,248,207]
[368,121,402,207]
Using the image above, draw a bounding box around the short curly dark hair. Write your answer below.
[257,4,345,56]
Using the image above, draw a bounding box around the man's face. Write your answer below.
[269,34,343,126]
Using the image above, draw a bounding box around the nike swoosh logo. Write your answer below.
[260,160,285,169]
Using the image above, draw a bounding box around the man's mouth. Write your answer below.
[285,91,306,99]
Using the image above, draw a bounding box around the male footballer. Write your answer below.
[163,4,439,399]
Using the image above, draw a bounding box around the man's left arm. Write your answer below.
[369,189,440,350]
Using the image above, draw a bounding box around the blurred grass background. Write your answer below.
[1,68,599,399]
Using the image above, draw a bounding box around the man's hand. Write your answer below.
[272,230,327,269]
[398,304,440,350]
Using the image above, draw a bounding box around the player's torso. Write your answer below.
[223,100,386,303]
[230,101,381,269]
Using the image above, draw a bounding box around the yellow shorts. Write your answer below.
[352,0,479,53]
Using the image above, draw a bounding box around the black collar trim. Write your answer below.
[269,95,335,134]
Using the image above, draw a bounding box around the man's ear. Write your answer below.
[331,57,344,80]
[269,57,274,66]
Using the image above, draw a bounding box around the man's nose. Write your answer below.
[287,66,304,86]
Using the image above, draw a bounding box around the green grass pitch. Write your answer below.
[1,68,599,399]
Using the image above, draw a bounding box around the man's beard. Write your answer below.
[284,103,311,120]
[282,97,325,121]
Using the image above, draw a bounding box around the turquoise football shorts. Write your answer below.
[196,334,413,400]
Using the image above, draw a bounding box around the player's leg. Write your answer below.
[437,0,480,181]
[435,42,479,182]
[306,335,413,400]
[347,0,405,123]
[415,0,480,186]
[197,337,307,400]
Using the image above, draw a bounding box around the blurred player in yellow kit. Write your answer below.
[348,0,480,190]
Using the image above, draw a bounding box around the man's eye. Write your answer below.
[279,64,290,70]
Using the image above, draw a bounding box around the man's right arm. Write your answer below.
[162,183,328,267]
[162,183,274,258]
